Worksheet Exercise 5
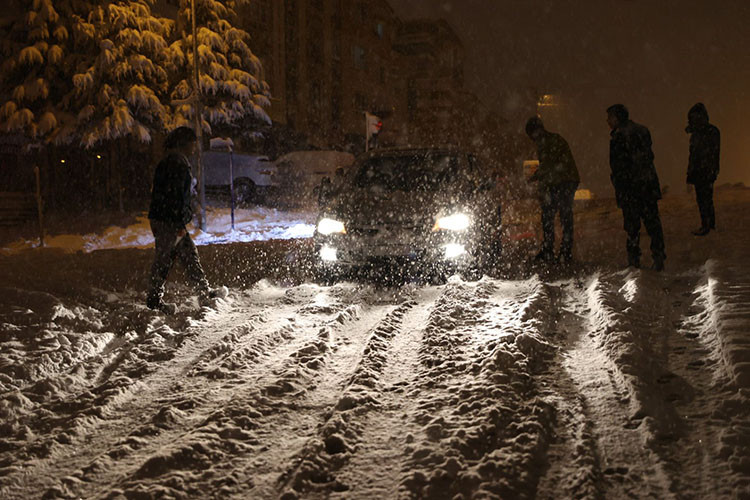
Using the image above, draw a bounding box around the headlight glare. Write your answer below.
[317,218,346,235]
[320,245,338,261]
[433,213,471,232]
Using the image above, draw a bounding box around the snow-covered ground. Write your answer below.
[0,206,316,256]
[0,190,749,499]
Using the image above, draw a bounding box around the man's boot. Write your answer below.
[147,295,177,315]
[199,286,228,307]
[534,249,554,263]
[652,256,665,272]
[147,286,176,315]
[627,254,640,269]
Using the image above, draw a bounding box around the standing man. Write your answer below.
[525,117,580,264]
[606,104,666,271]
[685,102,720,236]
[147,126,218,313]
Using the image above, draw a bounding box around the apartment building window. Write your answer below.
[352,45,366,70]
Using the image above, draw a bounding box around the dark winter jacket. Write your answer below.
[530,131,580,189]
[148,152,193,228]
[686,104,720,185]
[609,120,662,207]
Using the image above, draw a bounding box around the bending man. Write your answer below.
[525,117,580,264]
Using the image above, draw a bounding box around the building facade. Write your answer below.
[242,1,482,155]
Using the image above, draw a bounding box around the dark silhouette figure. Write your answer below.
[525,117,580,264]
[606,105,666,271]
[147,127,216,313]
[686,103,720,236]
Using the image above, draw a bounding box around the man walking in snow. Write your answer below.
[146,126,218,313]
[606,104,666,271]
[685,102,720,236]
[525,117,580,264]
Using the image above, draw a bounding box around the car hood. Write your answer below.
[327,186,467,228]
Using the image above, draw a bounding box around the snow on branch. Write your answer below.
[198,27,224,51]
[73,69,95,94]
[19,46,44,66]
[0,101,17,120]
[37,111,57,135]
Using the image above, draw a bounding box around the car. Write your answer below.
[313,147,502,283]
[272,151,355,207]
[202,151,277,205]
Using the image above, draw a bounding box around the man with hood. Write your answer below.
[525,116,580,264]
[686,103,720,236]
[606,104,666,271]
[147,126,220,314]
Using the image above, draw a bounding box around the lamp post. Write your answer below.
[191,0,206,231]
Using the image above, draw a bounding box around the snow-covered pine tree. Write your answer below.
[73,0,173,148]
[169,0,271,141]
[0,0,92,143]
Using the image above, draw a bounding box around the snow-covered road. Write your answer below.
[1,191,749,499]
[1,270,749,499]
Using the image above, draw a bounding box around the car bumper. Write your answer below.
[313,232,478,269]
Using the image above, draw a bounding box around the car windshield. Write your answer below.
[354,153,461,192]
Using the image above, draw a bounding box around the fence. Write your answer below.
[0,166,45,245]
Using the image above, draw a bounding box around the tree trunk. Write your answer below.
[117,139,124,212]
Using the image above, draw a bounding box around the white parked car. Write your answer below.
[202,151,277,204]
[272,151,355,205]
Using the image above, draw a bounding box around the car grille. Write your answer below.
[347,224,427,237]
[348,226,380,237]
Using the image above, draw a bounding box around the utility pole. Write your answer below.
[191,0,206,231]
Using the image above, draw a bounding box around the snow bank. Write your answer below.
[0,207,316,255]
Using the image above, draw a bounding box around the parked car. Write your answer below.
[273,151,355,206]
[202,151,276,205]
[313,147,502,283]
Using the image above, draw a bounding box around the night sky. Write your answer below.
[393,0,750,193]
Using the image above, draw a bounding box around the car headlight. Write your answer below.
[433,213,471,231]
[317,217,346,235]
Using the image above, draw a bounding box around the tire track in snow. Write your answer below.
[101,284,403,499]
[534,280,603,500]
[662,261,750,498]
[0,283,354,498]
[0,304,207,482]
[274,297,418,498]
[323,290,437,499]
[398,277,557,499]
[558,271,675,499]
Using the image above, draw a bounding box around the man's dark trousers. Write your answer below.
[621,198,666,265]
[695,182,716,229]
[540,181,577,258]
[148,219,208,305]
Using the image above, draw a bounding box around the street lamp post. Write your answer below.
[191,0,206,231]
